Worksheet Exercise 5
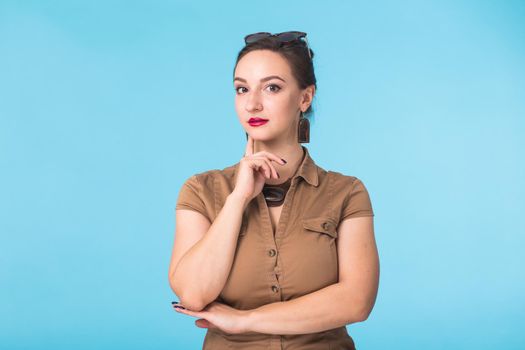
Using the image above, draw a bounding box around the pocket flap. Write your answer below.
[302,217,338,238]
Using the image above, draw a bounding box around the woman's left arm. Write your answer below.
[245,216,379,334]
[174,216,379,335]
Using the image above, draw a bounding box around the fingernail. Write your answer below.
[174,305,186,310]
[281,158,287,164]
[171,301,179,304]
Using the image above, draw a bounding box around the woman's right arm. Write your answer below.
[168,191,249,312]
[168,135,285,312]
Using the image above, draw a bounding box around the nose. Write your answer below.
[245,90,263,112]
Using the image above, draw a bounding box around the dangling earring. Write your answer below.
[297,111,310,143]
[245,132,248,140]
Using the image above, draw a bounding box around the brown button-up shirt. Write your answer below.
[175,145,374,349]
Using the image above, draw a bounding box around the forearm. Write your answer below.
[245,282,366,334]
[171,192,248,311]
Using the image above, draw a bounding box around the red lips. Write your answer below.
[248,117,268,122]
[248,117,269,127]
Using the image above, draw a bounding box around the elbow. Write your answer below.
[167,274,207,311]
[168,272,182,298]
[355,308,370,322]
[354,302,374,323]
[347,308,368,324]
[344,298,373,324]
[178,293,207,312]
[350,290,377,323]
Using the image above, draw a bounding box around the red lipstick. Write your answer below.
[248,117,268,126]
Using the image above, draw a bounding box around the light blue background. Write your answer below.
[1,0,524,349]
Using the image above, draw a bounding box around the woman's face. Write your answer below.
[233,50,312,143]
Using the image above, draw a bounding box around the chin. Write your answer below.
[248,132,276,142]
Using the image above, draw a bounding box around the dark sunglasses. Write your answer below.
[243,31,312,60]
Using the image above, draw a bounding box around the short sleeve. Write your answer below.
[175,175,211,221]
[341,177,375,220]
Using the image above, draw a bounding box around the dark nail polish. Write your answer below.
[171,301,179,304]
[281,158,287,164]
[174,305,186,309]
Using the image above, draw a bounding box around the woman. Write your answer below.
[168,31,379,350]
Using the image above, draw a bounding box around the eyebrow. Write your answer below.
[233,75,286,83]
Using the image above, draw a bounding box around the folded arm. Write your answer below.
[245,216,379,334]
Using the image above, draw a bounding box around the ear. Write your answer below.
[300,84,316,112]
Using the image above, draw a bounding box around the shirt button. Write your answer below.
[271,285,279,293]
[268,249,277,257]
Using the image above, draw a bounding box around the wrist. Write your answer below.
[228,191,250,209]
[242,308,258,333]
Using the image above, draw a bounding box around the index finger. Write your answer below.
[244,133,254,157]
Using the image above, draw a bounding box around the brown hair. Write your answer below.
[232,36,317,120]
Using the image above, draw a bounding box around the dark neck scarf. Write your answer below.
[262,148,305,207]
[262,177,293,207]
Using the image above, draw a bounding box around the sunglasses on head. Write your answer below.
[243,31,312,60]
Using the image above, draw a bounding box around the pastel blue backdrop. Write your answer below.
[1,0,523,349]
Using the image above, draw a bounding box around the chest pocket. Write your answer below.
[280,215,339,295]
[302,216,338,238]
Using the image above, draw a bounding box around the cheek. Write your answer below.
[234,99,243,114]
[263,94,292,111]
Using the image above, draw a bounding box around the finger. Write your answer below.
[251,159,273,179]
[253,150,287,165]
[244,134,254,157]
[174,307,200,318]
[250,161,269,179]
[252,156,279,179]
[195,319,217,329]
[265,158,280,179]
[259,160,273,179]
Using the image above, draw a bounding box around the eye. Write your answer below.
[234,84,282,95]
[266,84,281,93]
[235,86,247,95]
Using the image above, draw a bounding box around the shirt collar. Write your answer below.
[232,145,319,187]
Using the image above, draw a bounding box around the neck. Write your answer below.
[254,138,304,185]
